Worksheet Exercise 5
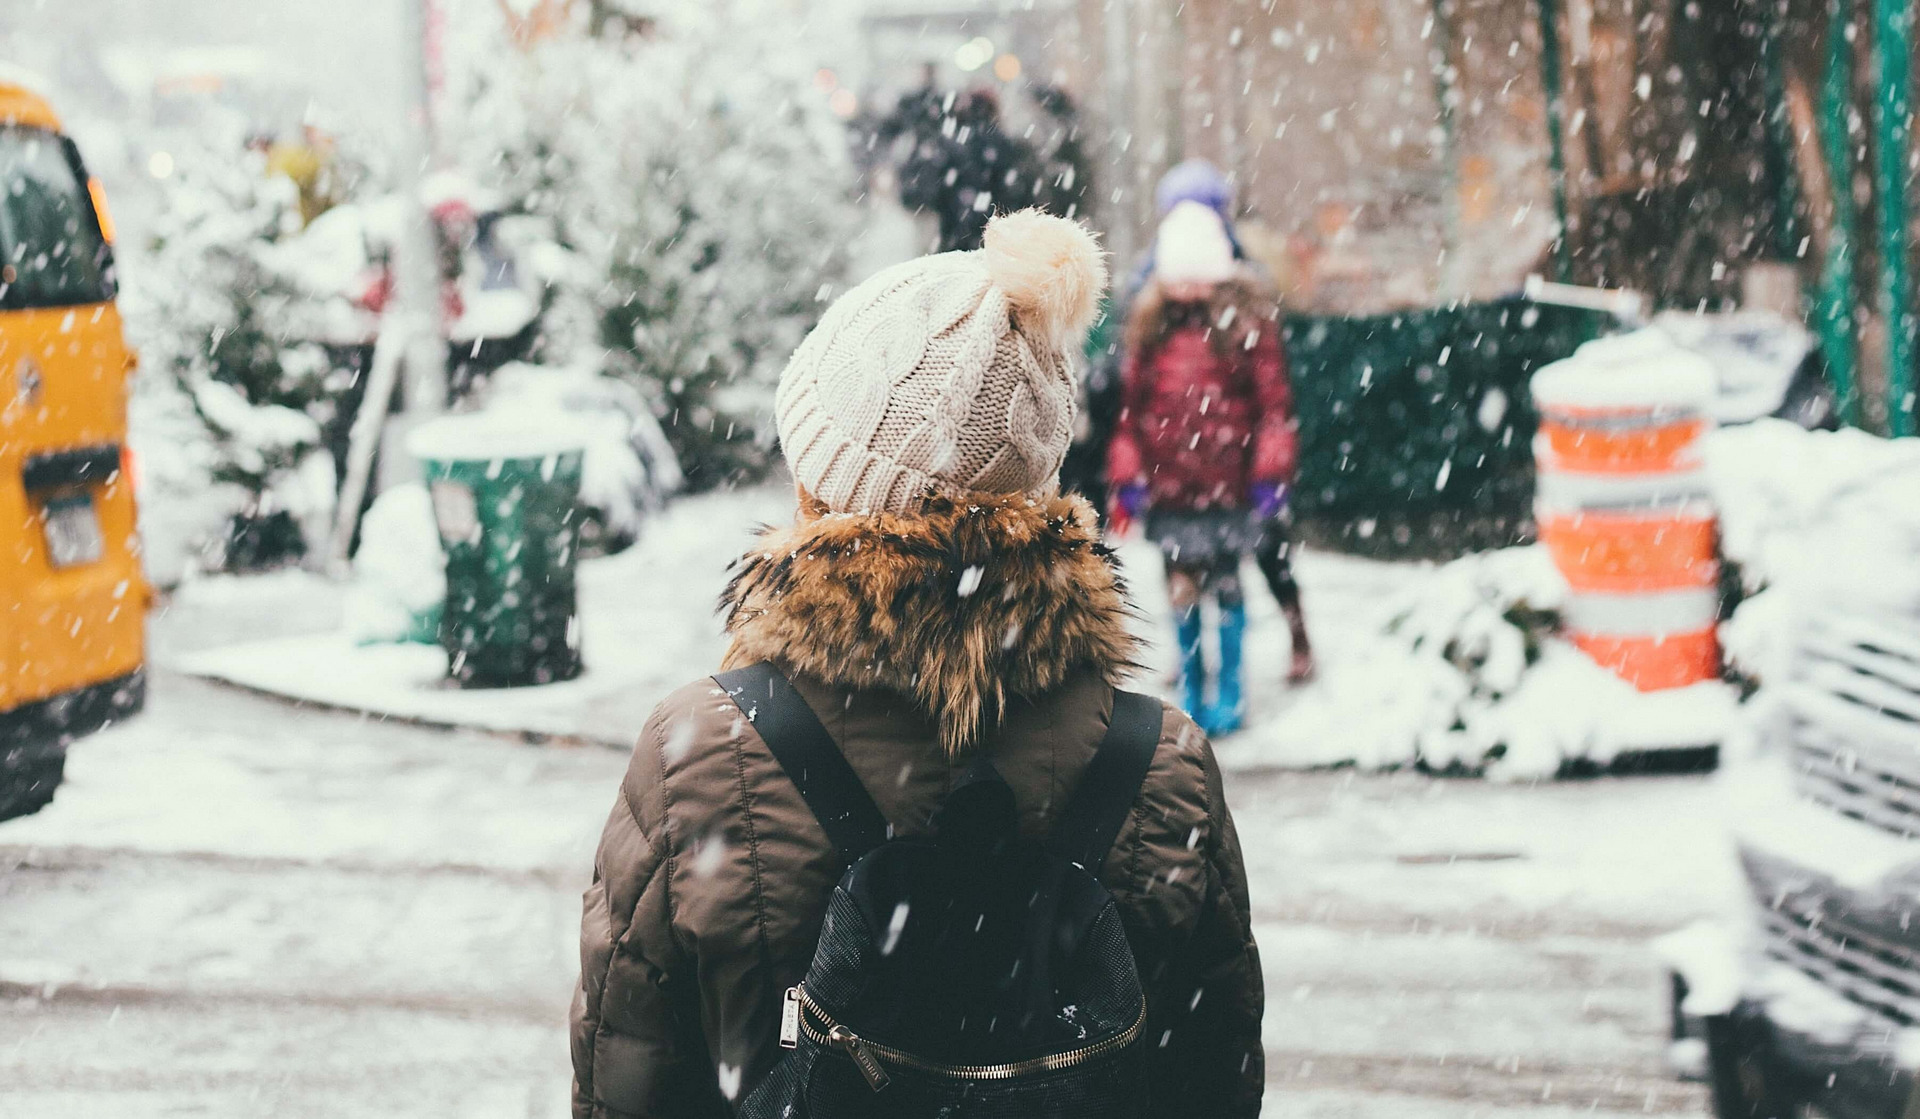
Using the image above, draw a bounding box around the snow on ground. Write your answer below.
[0,671,1727,1118]
[0,674,610,1118]
[8,486,1752,1116]
[5,676,625,877]
[170,484,1468,760]
[170,418,1913,776]
[171,484,795,746]
[1225,421,1917,774]
[166,478,1741,775]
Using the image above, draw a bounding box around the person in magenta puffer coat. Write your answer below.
[1106,201,1315,733]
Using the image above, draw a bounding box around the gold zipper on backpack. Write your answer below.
[780,983,1149,1091]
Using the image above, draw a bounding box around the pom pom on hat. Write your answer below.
[981,209,1107,344]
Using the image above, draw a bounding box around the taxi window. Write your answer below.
[0,125,114,309]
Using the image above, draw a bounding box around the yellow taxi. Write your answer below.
[0,77,147,821]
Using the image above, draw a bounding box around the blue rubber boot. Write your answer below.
[1177,606,1207,721]
[1204,602,1248,736]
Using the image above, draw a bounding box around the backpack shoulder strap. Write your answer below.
[714,663,891,869]
[1046,689,1165,877]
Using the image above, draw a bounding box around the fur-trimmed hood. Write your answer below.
[719,490,1141,756]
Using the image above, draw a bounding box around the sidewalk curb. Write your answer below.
[169,661,635,752]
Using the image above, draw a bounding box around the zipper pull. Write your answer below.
[827,1025,892,1091]
[779,987,801,1049]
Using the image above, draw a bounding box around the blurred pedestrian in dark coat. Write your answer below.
[933,89,1042,251]
[869,68,953,219]
[1031,83,1093,220]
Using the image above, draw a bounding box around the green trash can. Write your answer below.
[407,413,585,687]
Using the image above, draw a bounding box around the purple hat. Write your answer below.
[1155,159,1232,218]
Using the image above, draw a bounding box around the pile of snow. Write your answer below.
[1468,645,1736,776]
[1706,420,1920,687]
[344,484,444,645]
[1705,418,1920,598]
[1530,326,1717,413]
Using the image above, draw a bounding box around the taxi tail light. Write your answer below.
[87,177,116,244]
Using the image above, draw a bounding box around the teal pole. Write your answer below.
[1820,0,1862,425]
[1873,0,1916,435]
[1536,0,1573,282]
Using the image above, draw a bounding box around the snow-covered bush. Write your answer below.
[443,3,861,487]
[122,143,359,572]
[1244,546,1568,772]
[1240,544,1738,778]
[345,483,444,645]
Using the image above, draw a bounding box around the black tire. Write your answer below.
[1704,1013,1803,1119]
[0,746,65,823]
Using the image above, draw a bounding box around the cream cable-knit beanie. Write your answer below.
[775,210,1108,515]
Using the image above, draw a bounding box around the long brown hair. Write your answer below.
[1122,273,1280,367]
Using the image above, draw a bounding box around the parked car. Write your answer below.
[0,76,148,821]
[1665,452,1920,1119]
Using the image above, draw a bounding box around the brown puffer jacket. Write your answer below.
[570,492,1265,1118]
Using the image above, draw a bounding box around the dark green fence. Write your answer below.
[1283,299,1607,559]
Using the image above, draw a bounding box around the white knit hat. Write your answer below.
[776,210,1108,514]
[1154,200,1237,285]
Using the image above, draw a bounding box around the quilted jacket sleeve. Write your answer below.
[571,709,728,1119]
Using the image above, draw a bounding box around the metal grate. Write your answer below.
[1789,614,1920,840]
[1761,906,1920,1026]
[1791,721,1920,838]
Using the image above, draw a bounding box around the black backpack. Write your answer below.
[716,663,1163,1119]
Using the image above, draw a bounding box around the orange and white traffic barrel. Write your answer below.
[1532,331,1721,691]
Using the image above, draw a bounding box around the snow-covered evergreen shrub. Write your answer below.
[444,4,860,486]
[122,144,357,571]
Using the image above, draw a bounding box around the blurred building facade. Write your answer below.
[882,0,1562,309]
[868,0,1910,433]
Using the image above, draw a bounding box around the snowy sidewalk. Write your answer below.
[164,483,1426,753]
[168,486,796,748]
[0,672,1728,1118]
[166,482,1737,773]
